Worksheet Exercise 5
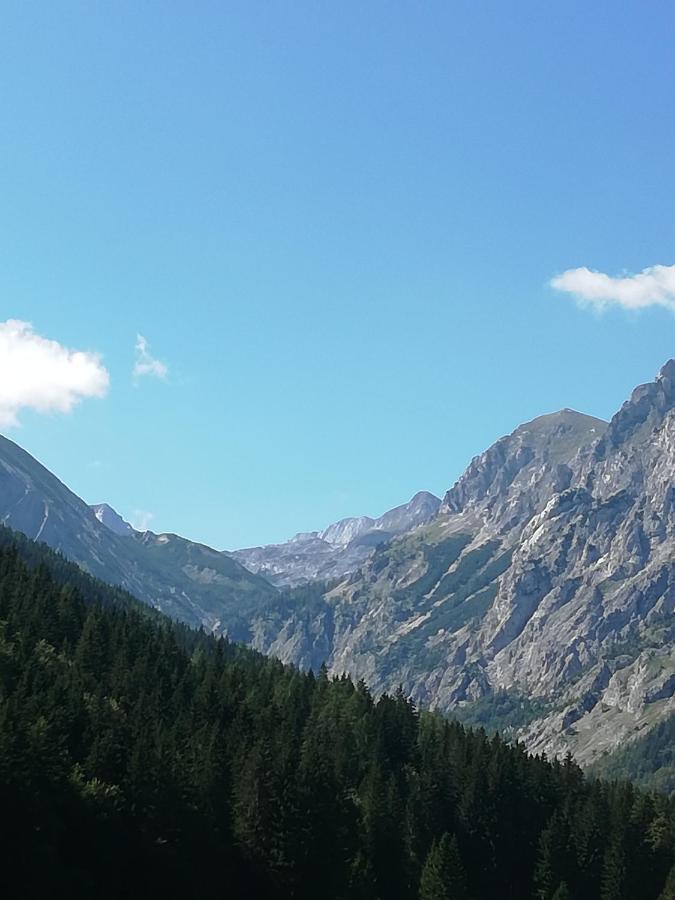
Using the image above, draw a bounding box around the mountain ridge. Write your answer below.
[0,432,278,632]
[231,489,441,586]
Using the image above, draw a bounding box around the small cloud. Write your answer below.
[131,509,154,531]
[551,264,675,313]
[133,334,168,380]
[0,319,109,428]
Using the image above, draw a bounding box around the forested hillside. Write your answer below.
[593,714,675,796]
[1,530,675,899]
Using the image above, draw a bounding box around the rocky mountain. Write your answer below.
[3,361,675,770]
[232,490,441,586]
[0,434,278,632]
[241,366,675,766]
[91,502,135,536]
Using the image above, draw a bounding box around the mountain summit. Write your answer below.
[91,503,135,536]
[441,408,606,526]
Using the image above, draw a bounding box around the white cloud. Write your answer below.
[551,264,675,312]
[133,334,168,380]
[0,319,109,427]
[131,509,154,531]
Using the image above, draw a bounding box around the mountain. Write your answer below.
[2,527,673,900]
[232,490,441,586]
[0,433,278,632]
[91,502,135,536]
[241,366,675,767]
[4,362,675,772]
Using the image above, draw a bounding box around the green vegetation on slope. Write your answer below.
[454,690,551,736]
[592,712,675,795]
[1,530,675,899]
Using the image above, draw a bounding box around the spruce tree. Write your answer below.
[601,836,627,900]
[418,833,469,900]
[660,865,675,900]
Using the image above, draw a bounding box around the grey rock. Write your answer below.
[231,490,441,587]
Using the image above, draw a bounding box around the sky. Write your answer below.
[2,1,675,549]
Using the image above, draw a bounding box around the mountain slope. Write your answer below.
[239,369,675,765]
[245,409,607,691]
[590,709,675,793]
[0,433,278,631]
[232,490,441,586]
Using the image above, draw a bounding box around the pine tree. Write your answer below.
[660,865,675,900]
[534,812,571,900]
[418,833,469,900]
[601,836,627,900]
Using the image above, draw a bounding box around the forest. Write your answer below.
[0,527,674,899]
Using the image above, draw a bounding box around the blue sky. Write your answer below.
[2,1,675,549]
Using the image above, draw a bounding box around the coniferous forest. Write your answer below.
[1,528,675,899]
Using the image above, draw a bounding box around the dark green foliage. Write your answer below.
[455,689,549,735]
[418,834,468,900]
[593,713,675,794]
[660,865,675,899]
[0,531,674,899]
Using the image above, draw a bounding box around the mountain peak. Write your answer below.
[657,357,675,383]
[442,406,607,518]
[408,490,441,506]
[516,408,607,436]
[91,503,135,537]
[599,358,675,452]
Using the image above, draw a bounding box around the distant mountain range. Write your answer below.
[231,490,441,586]
[2,361,675,771]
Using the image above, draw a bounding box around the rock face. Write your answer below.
[231,491,441,586]
[241,367,675,765]
[0,434,278,632]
